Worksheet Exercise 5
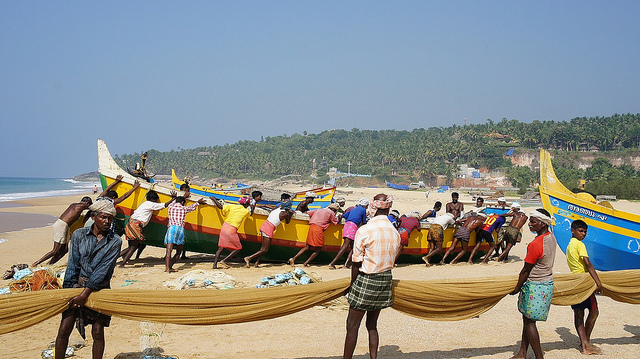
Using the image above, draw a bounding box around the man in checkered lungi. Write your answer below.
[343,193,401,359]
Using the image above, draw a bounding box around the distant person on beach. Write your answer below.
[439,211,487,265]
[244,200,294,268]
[421,201,441,220]
[163,196,204,273]
[343,193,400,359]
[395,210,423,263]
[496,203,528,262]
[93,185,98,194]
[289,203,341,267]
[329,198,368,269]
[119,190,176,268]
[33,196,93,266]
[210,196,251,269]
[566,219,603,355]
[467,213,505,264]
[54,199,121,359]
[446,192,464,220]
[296,192,316,213]
[510,208,556,359]
[421,212,455,266]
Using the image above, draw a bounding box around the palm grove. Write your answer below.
[115,113,640,200]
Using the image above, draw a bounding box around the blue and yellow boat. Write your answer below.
[539,149,640,271]
[171,169,336,210]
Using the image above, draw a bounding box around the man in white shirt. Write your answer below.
[119,190,176,267]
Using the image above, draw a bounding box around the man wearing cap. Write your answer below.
[343,193,400,359]
[496,202,528,262]
[54,200,121,359]
[296,192,316,213]
[289,202,342,267]
[334,197,347,214]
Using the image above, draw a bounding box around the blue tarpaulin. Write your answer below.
[386,181,410,190]
[505,148,515,156]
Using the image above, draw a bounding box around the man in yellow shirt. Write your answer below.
[566,219,603,355]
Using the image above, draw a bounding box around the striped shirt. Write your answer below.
[167,201,199,227]
[352,215,401,274]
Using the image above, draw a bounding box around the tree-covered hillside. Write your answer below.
[115,113,640,198]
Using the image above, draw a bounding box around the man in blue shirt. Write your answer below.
[54,199,122,359]
[329,198,368,269]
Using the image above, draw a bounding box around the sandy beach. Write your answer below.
[0,189,639,359]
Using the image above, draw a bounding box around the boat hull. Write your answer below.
[539,149,640,271]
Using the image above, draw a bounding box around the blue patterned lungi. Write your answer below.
[518,279,554,321]
[164,225,185,245]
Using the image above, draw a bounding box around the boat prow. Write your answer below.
[539,149,640,271]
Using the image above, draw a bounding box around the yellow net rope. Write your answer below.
[1,270,639,335]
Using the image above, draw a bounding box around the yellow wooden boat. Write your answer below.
[98,139,486,263]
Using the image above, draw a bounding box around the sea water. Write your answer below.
[0,177,96,202]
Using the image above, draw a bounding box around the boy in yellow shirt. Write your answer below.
[566,219,603,355]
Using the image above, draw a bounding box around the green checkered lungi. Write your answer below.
[347,270,393,311]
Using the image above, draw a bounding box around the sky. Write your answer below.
[1,1,639,178]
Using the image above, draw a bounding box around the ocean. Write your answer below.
[0,177,97,202]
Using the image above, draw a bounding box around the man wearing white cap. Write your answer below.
[54,200,121,359]
[295,192,316,213]
[496,202,528,262]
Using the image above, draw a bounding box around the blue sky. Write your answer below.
[1,1,639,177]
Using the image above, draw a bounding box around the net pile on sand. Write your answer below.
[163,270,237,290]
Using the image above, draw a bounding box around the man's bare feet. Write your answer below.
[218,262,230,269]
[303,263,311,267]
[165,268,177,273]
[288,258,295,267]
[421,256,431,267]
[329,264,337,269]
[244,257,251,268]
[509,352,526,359]
[582,343,602,355]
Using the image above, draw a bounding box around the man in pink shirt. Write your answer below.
[343,193,400,359]
[289,203,341,267]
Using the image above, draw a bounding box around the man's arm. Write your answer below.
[583,256,603,294]
[98,174,123,197]
[113,180,140,205]
[209,196,224,209]
[162,191,178,208]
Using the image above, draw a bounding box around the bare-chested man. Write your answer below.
[33,196,93,266]
[446,192,464,220]
[496,203,528,262]
[440,212,487,264]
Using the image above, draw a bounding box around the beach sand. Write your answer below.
[0,190,639,358]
